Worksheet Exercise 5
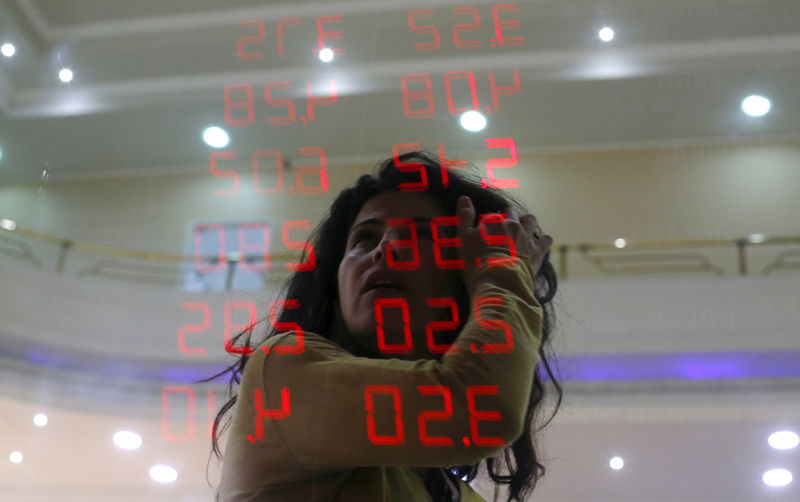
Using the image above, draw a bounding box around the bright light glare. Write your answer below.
[599,27,615,42]
[33,413,48,427]
[149,464,178,483]
[741,95,771,117]
[762,468,793,487]
[0,219,16,231]
[203,127,230,148]
[459,111,487,132]
[1,43,15,57]
[768,430,799,450]
[319,48,334,63]
[614,238,627,248]
[609,456,624,470]
[9,451,23,464]
[59,68,74,83]
[113,430,143,450]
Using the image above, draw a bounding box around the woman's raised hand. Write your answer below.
[456,195,553,280]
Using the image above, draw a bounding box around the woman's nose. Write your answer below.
[372,233,404,265]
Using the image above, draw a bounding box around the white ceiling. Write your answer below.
[1,0,799,500]
[1,0,799,183]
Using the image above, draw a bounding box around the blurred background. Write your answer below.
[1,0,799,500]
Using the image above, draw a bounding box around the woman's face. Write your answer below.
[337,191,462,360]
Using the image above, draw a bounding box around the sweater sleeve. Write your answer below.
[253,250,543,469]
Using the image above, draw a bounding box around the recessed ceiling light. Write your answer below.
[203,126,230,148]
[9,451,23,464]
[1,43,15,57]
[33,413,48,427]
[762,468,793,487]
[599,27,615,42]
[319,48,334,63]
[459,111,487,132]
[113,430,143,450]
[768,430,799,450]
[609,456,624,470]
[59,68,74,83]
[741,94,771,117]
[149,464,178,483]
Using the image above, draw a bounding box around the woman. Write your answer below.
[202,151,562,501]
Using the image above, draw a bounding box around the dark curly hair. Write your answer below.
[199,150,563,502]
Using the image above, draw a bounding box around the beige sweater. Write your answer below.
[218,251,543,501]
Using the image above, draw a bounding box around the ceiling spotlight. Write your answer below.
[149,464,178,483]
[741,95,771,117]
[768,430,799,450]
[203,126,230,148]
[459,111,487,132]
[1,43,15,57]
[609,456,624,470]
[598,27,615,42]
[59,68,74,83]
[318,48,334,63]
[9,451,23,464]
[33,413,48,427]
[762,468,793,487]
[113,430,143,450]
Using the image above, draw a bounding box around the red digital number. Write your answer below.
[305,80,338,122]
[408,4,523,51]
[252,149,285,194]
[161,387,217,441]
[437,143,469,188]
[392,143,429,191]
[314,15,345,57]
[452,6,482,49]
[444,70,479,115]
[374,298,414,354]
[473,296,514,353]
[179,300,306,356]
[425,297,461,354]
[247,387,291,443]
[265,299,305,354]
[365,385,506,447]
[179,302,211,356]
[210,151,239,196]
[282,220,316,271]
[400,70,519,118]
[295,146,329,194]
[238,222,270,273]
[365,385,406,445]
[385,217,421,270]
[479,213,518,267]
[430,216,465,270]
[492,3,524,47]
[488,69,520,112]
[484,137,519,189]
[237,20,266,61]
[211,147,329,196]
[224,84,255,126]
[407,9,441,51]
[400,74,435,119]
[467,385,505,446]
[418,385,454,445]
[264,81,297,125]
[194,224,226,273]
[277,17,302,58]
[161,386,196,441]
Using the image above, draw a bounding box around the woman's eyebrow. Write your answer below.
[350,217,433,233]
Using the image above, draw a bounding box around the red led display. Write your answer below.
[407,3,524,52]
[247,386,292,444]
[160,387,218,441]
[365,385,505,447]
[392,139,519,191]
[372,296,511,355]
[401,70,520,118]
[236,15,345,61]
[210,147,328,196]
[191,220,316,274]
[223,80,338,127]
[178,301,305,356]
